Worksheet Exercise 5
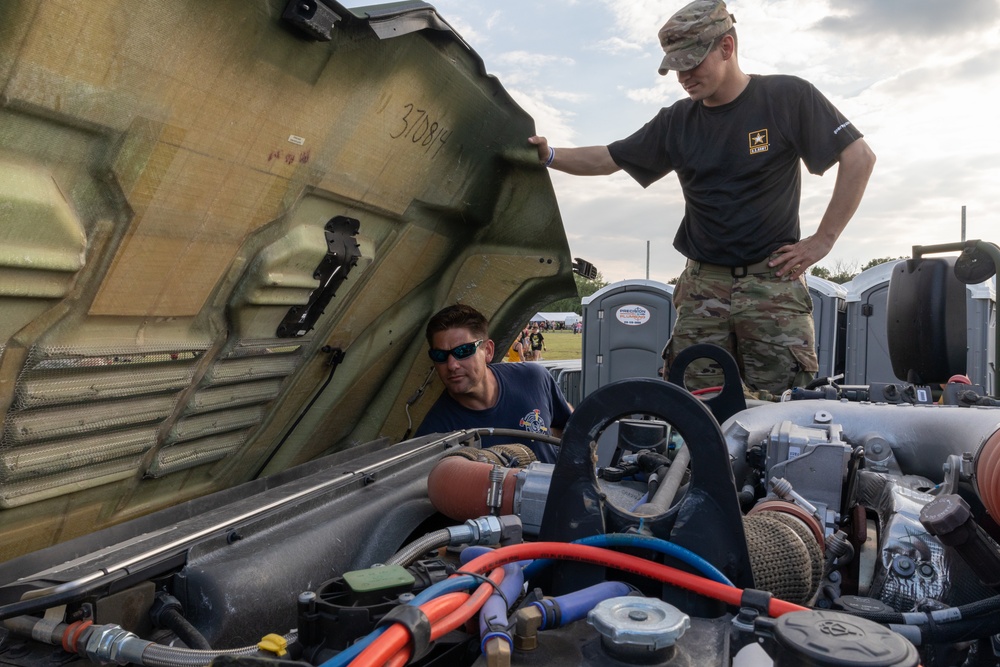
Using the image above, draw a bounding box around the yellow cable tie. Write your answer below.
[257,633,288,657]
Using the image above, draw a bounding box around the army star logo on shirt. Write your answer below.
[748,129,769,155]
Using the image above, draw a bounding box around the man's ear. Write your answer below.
[484,339,495,363]
[721,34,736,60]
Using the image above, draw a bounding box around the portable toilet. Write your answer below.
[581,279,676,398]
[843,261,905,385]
[967,277,997,391]
[581,280,676,467]
[807,275,848,379]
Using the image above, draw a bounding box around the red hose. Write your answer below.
[351,569,506,666]
[691,386,723,396]
[384,654,408,667]
[461,542,808,618]
[349,592,467,667]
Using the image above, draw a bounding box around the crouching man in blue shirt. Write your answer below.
[415,304,573,463]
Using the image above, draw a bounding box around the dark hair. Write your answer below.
[425,304,489,345]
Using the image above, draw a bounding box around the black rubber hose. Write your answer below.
[843,595,1000,626]
[907,611,1000,645]
[468,427,561,446]
[646,465,669,499]
[158,607,212,651]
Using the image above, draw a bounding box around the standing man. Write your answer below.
[529,0,875,395]
[415,304,572,463]
[529,326,545,361]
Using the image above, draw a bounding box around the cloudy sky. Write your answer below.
[347,0,1000,284]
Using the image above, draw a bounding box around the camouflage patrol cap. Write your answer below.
[658,0,736,75]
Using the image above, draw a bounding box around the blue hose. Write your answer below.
[478,561,523,653]
[522,533,734,587]
[532,581,632,629]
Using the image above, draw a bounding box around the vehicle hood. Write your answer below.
[0,0,574,560]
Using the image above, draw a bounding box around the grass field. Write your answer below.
[535,330,582,361]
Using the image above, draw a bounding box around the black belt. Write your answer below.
[686,258,773,278]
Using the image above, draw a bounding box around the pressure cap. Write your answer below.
[919,493,971,537]
[588,596,690,651]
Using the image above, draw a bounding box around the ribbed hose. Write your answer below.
[2,616,295,667]
[383,529,451,567]
[137,632,297,667]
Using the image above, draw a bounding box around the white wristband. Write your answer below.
[544,146,555,167]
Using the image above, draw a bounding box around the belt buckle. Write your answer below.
[731,265,748,278]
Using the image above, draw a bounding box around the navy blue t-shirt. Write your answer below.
[607,75,864,266]
[415,362,572,463]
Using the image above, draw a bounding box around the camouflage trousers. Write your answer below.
[664,259,818,396]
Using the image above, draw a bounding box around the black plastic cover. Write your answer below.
[773,610,918,666]
[886,257,968,384]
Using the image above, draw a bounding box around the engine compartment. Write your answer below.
[1,376,998,667]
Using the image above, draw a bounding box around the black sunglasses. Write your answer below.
[428,339,483,363]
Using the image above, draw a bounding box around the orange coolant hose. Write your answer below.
[351,568,506,667]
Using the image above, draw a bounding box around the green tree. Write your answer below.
[810,256,906,284]
[544,272,609,314]
[810,259,860,284]
[861,256,907,271]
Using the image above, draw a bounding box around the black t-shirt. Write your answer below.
[607,75,864,265]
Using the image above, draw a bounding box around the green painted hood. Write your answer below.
[0,0,573,560]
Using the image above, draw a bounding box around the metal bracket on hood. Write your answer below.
[276,215,361,338]
[281,0,344,41]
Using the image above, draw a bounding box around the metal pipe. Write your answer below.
[634,444,690,516]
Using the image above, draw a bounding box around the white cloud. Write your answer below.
[595,37,645,55]
[506,90,580,147]
[496,51,576,69]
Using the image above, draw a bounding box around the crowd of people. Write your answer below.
[507,325,547,362]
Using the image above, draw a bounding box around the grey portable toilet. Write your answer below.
[964,276,996,390]
[845,262,996,387]
[807,275,848,379]
[581,279,676,398]
[844,260,905,385]
[581,280,676,467]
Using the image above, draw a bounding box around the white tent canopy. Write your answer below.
[530,311,580,325]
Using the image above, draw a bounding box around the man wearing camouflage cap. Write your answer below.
[529,0,875,396]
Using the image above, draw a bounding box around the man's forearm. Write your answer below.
[529,136,621,176]
[771,138,876,278]
[814,138,876,247]
[550,145,622,176]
